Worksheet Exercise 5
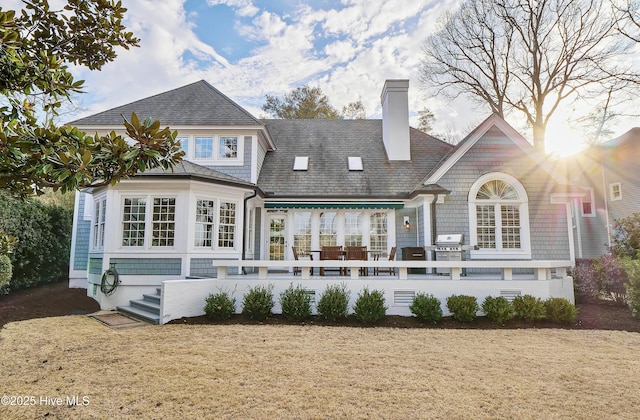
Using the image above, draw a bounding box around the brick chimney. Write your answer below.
[380,79,410,160]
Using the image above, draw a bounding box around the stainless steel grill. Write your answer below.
[435,234,464,275]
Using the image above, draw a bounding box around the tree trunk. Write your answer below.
[532,122,546,151]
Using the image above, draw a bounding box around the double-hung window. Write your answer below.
[293,212,312,253]
[369,212,388,253]
[469,173,531,259]
[218,201,237,248]
[152,198,176,246]
[319,212,337,247]
[122,196,176,248]
[195,199,215,247]
[92,197,106,250]
[344,212,363,246]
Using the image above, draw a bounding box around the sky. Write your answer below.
[8,0,640,156]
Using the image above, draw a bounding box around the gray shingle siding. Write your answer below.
[73,194,91,270]
[436,128,570,260]
[204,139,253,182]
[88,258,103,275]
[109,258,182,275]
[191,258,239,277]
[396,208,418,259]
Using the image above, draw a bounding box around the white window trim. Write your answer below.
[580,187,595,217]
[218,200,239,249]
[266,209,396,259]
[91,194,107,251]
[120,194,178,250]
[178,134,244,165]
[468,172,531,260]
[609,182,622,201]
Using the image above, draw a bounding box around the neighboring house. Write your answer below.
[68,80,577,321]
[561,128,640,259]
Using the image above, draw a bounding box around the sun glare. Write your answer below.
[544,120,587,158]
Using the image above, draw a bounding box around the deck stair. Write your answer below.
[117,288,161,324]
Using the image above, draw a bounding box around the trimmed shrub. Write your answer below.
[544,298,578,323]
[241,285,275,320]
[317,283,350,321]
[512,295,546,321]
[446,295,479,323]
[353,287,387,324]
[409,293,443,323]
[280,284,312,321]
[481,296,513,325]
[204,291,236,320]
[0,255,12,291]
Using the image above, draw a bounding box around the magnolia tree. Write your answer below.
[1,1,183,287]
[1,1,183,199]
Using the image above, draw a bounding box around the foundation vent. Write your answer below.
[499,290,522,302]
[394,290,416,306]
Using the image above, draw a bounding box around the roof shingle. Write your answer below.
[70,80,262,127]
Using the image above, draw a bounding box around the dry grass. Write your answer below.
[2,316,640,419]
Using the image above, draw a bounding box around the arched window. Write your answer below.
[468,173,531,259]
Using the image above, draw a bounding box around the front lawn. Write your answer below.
[1,316,639,418]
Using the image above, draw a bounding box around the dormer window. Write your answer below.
[348,156,363,171]
[293,156,309,171]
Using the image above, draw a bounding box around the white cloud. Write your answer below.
[206,0,259,17]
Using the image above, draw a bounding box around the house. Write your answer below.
[68,80,576,323]
[560,128,640,259]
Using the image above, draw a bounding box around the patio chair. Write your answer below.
[374,246,397,276]
[292,246,313,276]
[320,246,345,276]
[345,246,368,276]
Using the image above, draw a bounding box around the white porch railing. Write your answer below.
[213,259,573,281]
[158,259,575,324]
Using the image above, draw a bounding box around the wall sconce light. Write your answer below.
[404,216,411,230]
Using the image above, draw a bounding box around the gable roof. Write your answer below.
[257,119,453,198]
[599,127,640,149]
[422,113,558,185]
[70,80,263,127]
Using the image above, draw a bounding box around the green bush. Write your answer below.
[241,285,275,320]
[446,295,479,323]
[0,192,72,290]
[622,258,640,318]
[544,298,578,323]
[611,213,640,259]
[409,293,443,323]
[481,296,513,325]
[353,287,387,324]
[204,291,236,320]
[280,284,312,321]
[0,254,12,291]
[317,283,350,321]
[512,295,546,321]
